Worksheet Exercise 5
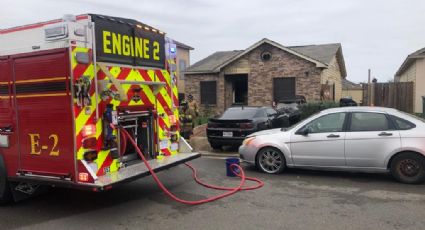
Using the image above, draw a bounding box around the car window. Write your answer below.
[304,113,346,133]
[390,115,416,130]
[350,112,390,131]
[221,108,259,119]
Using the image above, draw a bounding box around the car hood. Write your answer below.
[248,128,283,137]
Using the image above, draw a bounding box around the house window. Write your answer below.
[179,60,187,80]
[200,81,217,105]
[273,77,296,102]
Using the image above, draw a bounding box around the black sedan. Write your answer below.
[207,106,288,149]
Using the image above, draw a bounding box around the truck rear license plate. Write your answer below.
[223,132,233,137]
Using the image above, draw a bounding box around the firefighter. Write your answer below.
[187,94,199,117]
[179,101,196,139]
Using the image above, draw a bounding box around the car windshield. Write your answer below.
[221,107,259,119]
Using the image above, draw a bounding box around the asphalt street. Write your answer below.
[1,157,425,230]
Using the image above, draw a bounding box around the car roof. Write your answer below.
[321,106,398,114]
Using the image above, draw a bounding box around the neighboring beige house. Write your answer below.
[174,40,194,100]
[341,79,363,104]
[184,38,346,114]
[395,47,425,113]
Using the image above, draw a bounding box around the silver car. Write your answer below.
[239,107,425,184]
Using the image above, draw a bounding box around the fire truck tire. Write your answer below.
[0,155,12,204]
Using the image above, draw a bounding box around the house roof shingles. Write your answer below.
[342,79,362,90]
[185,39,345,76]
[289,43,341,65]
[185,50,242,73]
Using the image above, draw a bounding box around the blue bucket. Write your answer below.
[225,158,240,177]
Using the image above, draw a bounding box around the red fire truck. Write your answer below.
[0,14,200,203]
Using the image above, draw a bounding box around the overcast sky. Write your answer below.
[1,0,425,83]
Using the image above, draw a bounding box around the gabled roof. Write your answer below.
[186,38,345,75]
[342,79,362,90]
[395,47,425,76]
[290,43,346,78]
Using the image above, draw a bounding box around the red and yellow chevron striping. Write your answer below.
[72,46,180,176]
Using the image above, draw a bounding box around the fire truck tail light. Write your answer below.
[78,172,90,182]
[82,137,97,149]
[170,125,178,132]
[82,124,96,137]
[169,115,177,124]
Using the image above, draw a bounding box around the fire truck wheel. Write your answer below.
[0,155,12,204]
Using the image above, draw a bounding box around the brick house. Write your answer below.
[184,38,346,114]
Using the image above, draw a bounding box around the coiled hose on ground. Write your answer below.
[120,128,264,205]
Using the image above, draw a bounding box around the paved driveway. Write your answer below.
[1,157,425,230]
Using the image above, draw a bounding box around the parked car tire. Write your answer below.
[256,147,286,174]
[0,156,12,204]
[390,152,425,184]
[210,143,222,150]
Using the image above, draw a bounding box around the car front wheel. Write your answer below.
[390,152,425,184]
[256,147,286,174]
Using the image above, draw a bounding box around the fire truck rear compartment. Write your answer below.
[117,111,155,164]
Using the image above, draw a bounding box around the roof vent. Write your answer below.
[261,51,272,61]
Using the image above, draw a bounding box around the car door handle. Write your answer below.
[378,132,393,136]
[327,134,340,138]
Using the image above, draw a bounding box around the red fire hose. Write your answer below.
[120,128,264,205]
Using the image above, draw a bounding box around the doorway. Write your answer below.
[225,74,248,106]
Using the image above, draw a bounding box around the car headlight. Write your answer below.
[242,137,255,146]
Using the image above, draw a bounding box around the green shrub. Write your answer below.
[299,101,340,119]
[196,106,215,126]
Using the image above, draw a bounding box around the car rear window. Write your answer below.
[221,108,259,119]
[390,115,416,130]
[350,112,391,131]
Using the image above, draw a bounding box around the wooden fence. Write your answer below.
[362,82,414,113]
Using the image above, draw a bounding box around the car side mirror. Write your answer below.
[297,127,310,136]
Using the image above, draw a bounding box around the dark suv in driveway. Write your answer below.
[207,106,288,149]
